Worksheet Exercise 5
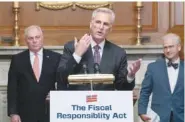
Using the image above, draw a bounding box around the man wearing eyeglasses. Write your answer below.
[138,33,184,122]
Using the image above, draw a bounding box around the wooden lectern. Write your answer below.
[68,74,115,90]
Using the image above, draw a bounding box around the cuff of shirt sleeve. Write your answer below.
[73,53,82,64]
[10,114,18,117]
[127,75,135,83]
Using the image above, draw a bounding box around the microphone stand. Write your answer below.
[83,63,93,90]
[92,63,101,90]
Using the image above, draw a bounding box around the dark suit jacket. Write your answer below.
[138,58,184,122]
[7,49,61,122]
[57,40,135,90]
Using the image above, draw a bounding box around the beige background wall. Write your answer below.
[0,2,183,122]
[0,2,183,48]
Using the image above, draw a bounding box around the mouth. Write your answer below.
[97,31,103,36]
[32,45,39,48]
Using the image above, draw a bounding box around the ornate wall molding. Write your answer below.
[36,2,112,11]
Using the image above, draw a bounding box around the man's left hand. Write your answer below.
[128,59,142,78]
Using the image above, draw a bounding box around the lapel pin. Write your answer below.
[46,56,49,58]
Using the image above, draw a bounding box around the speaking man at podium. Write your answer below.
[57,8,141,91]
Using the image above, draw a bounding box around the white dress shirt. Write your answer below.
[166,58,180,93]
[29,48,43,75]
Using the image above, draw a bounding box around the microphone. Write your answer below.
[82,63,88,74]
[94,63,100,74]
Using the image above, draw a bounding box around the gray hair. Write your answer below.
[24,25,43,37]
[162,33,181,44]
[92,8,115,24]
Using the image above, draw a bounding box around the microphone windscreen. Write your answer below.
[94,63,100,74]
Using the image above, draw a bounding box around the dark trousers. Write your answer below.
[170,111,174,122]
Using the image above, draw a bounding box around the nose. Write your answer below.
[99,23,104,30]
[33,37,37,43]
[167,47,170,52]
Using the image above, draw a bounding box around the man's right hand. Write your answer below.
[140,114,151,122]
[10,114,21,122]
[74,34,91,57]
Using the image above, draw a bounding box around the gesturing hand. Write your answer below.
[74,34,91,57]
[128,58,142,77]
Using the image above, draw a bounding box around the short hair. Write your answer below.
[24,25,43,37]
[162,33,181,45]
[92,7,115,24]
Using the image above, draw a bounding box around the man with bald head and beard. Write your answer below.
[7,25,61,122]
[138,33,184,122]
[57,8,141,91]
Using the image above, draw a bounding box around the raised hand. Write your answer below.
[74,34,91,57]
[128,58,142,77]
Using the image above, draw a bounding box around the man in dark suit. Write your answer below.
[7,25,61,122]
[138,33,184,122]
[57,8,141,90]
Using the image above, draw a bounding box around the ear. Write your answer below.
[90,21,92,29]
[178,44,181,51]
[108,25,113,32]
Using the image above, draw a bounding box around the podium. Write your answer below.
[68,74,115,90]
[68,74,138,105]
[50,74,134,122]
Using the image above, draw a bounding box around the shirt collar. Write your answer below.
[165,57,180,64]
[29,48,43,56]
[90,36,105,50]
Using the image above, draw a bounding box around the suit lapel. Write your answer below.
[24,50,38,82]
[161,59,172,93]
[39,49,49,83]
[173,60,184,93]
[82,46,94,73]
[99,41,110,73]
